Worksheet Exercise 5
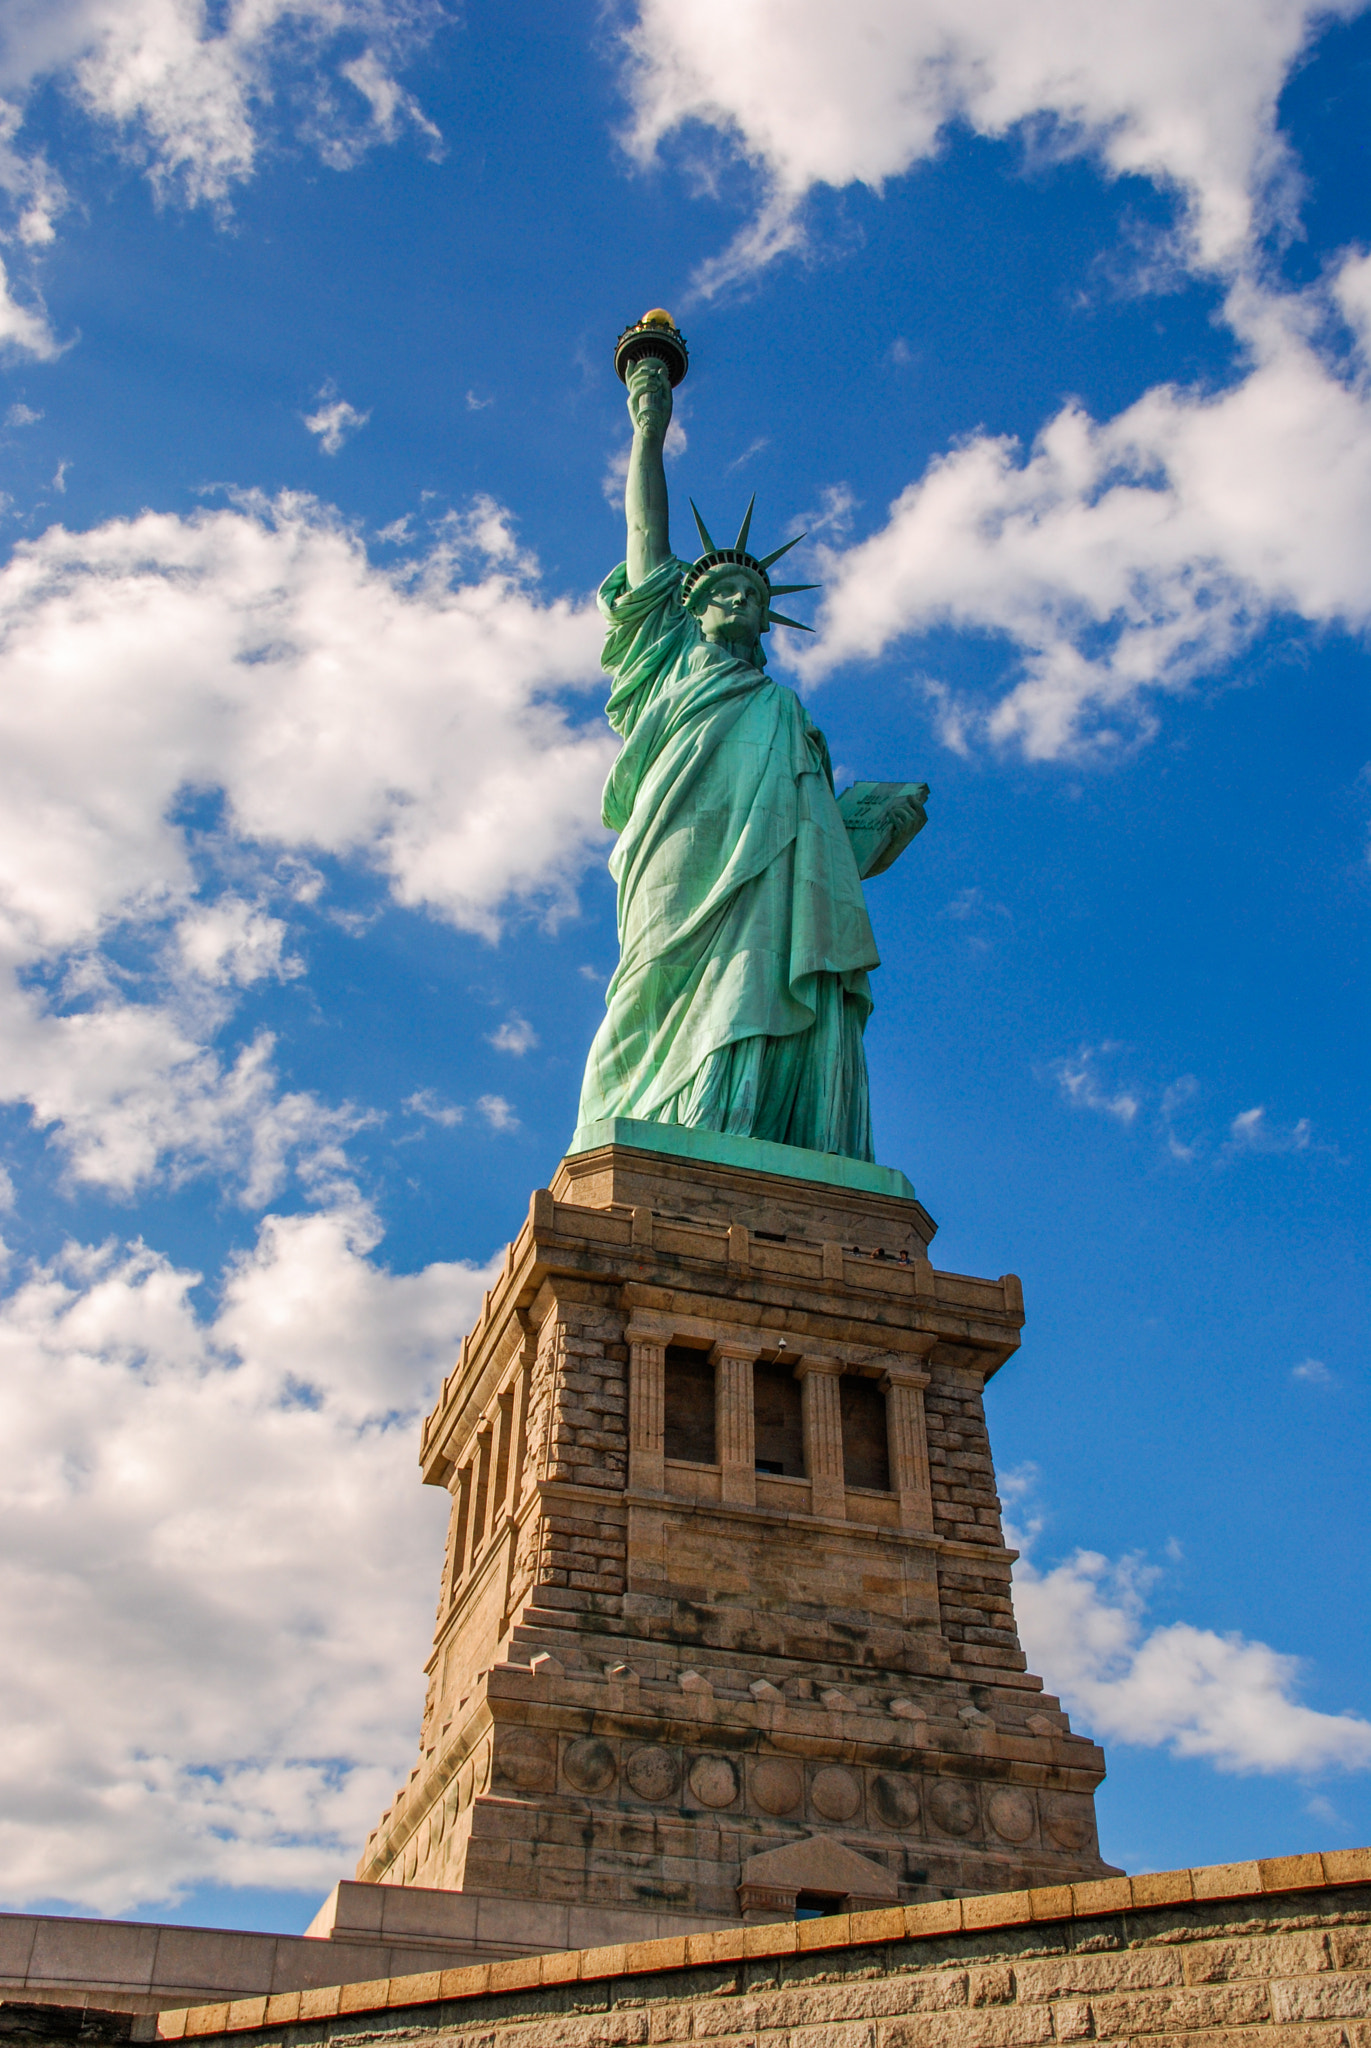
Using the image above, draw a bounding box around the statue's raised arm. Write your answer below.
[624,354,673,587]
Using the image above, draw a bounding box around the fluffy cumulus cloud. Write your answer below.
[1011,1524,1371,1775]
[795,263,1371,756]
[0,1199,496,1912]
[0,491,608,1194]
[622,0,1357,289]
[0,0,446,358]
[0,0,444,213]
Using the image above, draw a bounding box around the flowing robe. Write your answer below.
[575,557,880,1161]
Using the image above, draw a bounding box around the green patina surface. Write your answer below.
[576,326,928,1166]
[566,1115,918,1201]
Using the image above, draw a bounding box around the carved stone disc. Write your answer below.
[625,1746,682,1801]
[1042,1794,1094,1849]
[872,1772,922,1828]
[563,1737,617,1793]
[987,1788,1036,1842]
[928,1781,979,1836]
[496,1730,557,1794]
[688,1754,739,1808]
[751,1759,803,1815]
[810,1766,862,1821]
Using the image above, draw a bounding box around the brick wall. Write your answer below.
[150,1853,1371,2048]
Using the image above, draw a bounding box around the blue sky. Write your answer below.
[0,0,1366,1933]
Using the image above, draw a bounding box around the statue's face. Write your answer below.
[696,570,766,648]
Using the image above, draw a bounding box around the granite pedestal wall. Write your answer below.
[358,1128,1118,1921]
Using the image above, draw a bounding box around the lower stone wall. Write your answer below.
[146,1851,1371,2048]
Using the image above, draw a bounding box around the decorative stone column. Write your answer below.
[712,1339,759,1506]
[796,1354,845,1519]
[882,1359,935,1532]
[626,1325,666,1493]
[470,1422,494,1558]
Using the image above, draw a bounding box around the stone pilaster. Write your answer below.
[712,1338,759,1507]
[626,1325,666,1494]
[883,1360,934,1533]
[796,1354,844,1518]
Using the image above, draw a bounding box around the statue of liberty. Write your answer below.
[575,313,928,1165]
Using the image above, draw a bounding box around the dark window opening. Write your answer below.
[840,1374,890,1491]
[752,1229,787,1241]
[795,1892,844,1920]
[753,1359,805,1477]
[664,1345,715,1463]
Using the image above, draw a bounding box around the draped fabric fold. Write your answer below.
[575,557,880,1162]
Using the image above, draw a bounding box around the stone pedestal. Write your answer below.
[356,1130,1118,1921]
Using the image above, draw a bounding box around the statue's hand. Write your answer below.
[627,356,672,446]
[839,780,929,878]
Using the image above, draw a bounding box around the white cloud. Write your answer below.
[0,1201,496,1913]
[303,393,370,455]
[794,260,1371,758]
[403,1089,463,1128]
[1292,1357,1333,1385]
[476,1092,518,1131]
[0,492,607,949]
[1051,1045,1139,1125]
[0,251,59,359]
[487,1014,537,1056]
[338,49,443,162]
[0,0,445,214]
[174,896,302,987]
[1225,1104,1314,1155]
[622,0,1357,291]
[1013,1530,1371,1775]
[5,401,41,424]
[3,995,361,1204]
[0,98,67,246]
[0,491,608,1196]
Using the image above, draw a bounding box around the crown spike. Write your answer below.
[767,610,814,632]
[690,501,717,553]
[758,532,806,570]
[734,495,756,553]
[767,582,818,597]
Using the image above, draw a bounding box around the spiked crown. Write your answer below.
[679,497,817,632]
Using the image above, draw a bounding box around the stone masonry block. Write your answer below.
[647,2006,696,2044]
[880,2005,1056,2048]
[968,1968,1016,2006]
[788,2024,878,2048]
[1272,1976,1371,2023]
[1017,1953,1185,2003]
[1190,1862,1263,1900]
[1184,1936,1332,1985]
[503,2015,648,2048]
[1260,1857,1330,1893]
[1130,1869,1194,1909]
[1333,1933,1371,1972]
[1088,1985,1272,2036]
[1051,2005,1094,2042]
